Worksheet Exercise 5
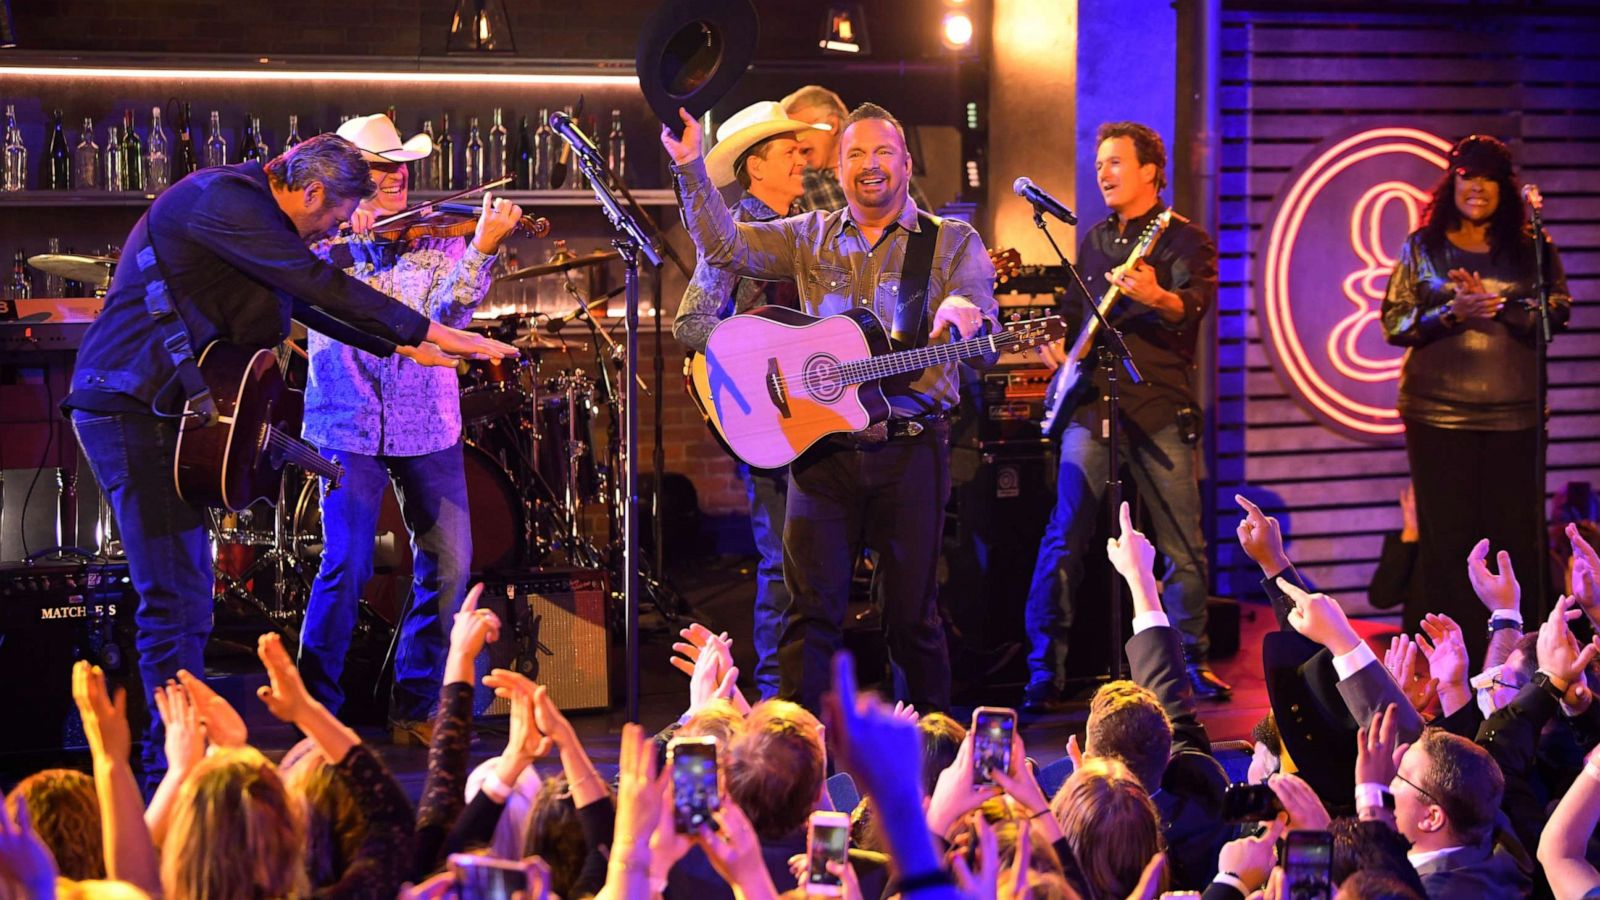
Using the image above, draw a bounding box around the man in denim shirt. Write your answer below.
[299,114,524,739]
[662,102,998,712]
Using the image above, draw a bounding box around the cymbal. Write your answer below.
[28,253,118,286]
[499,250,621,282]
[516,331,585,351]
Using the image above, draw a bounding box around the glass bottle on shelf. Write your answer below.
[438,114,455,190]
[464,116,484,187]
[488,108,508,183]
[533,108,553,190]
[74,118,100,189]
[47,109,71,190]
[251,115,268,161]
[175,102,198,176]
[122,109,145,193]
[2,105,25,192]
[284,114,302,152]
[41,237,64,298]
[606,109,627,187]
[146,107,170,193]
[413,120,436,190]
[104,125,124,191]
[514,115,532,191]
[240,114,259,163]
[8,250,32,301]
[204,110,227,169]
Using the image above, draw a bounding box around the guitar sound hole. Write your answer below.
[802,353,845,403]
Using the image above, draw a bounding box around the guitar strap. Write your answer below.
[134,216,217,425]
[889,210,941,351]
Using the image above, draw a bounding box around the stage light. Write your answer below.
[942,12,974,50]
[447,0,515,54]
[820,4,869,55]
[0,63,635,87]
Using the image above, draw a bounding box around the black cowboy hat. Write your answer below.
[635,0,759,131]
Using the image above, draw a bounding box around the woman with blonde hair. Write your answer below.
[1049,757,1166,899]
[160,746,309,900]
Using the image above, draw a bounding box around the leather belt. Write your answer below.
[843,411,949,448]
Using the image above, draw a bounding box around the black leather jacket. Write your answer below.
[1382,230,1570,431]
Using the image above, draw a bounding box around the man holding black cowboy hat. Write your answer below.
[673,101,828,700]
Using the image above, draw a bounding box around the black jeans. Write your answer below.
[1404,419,1543,666]
[778,421,953,713]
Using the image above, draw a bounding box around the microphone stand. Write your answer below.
[558,126,661,724]
[1031,207,1143,682]
[1530,191,1552,613]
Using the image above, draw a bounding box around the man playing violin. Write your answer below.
[298,113,524,741]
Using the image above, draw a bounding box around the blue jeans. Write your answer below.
[70,410,213,785]
[1024,421,1209,689]
[298,441,472,721]
[736,462,789,700]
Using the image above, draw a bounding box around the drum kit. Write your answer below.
[208,251,638,631]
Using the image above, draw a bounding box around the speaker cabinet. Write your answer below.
[480,568,611,713]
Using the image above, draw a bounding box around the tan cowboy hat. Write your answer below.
[704,100,831,188]
[336,113,433,163]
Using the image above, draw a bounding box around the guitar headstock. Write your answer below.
[1132,209,1174,254]
[989,247,1022,286]
[1001,313,1068,351]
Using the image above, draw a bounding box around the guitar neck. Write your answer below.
[265,426,340,481]
[837,330,1017,386]
[1063,285,1122,367]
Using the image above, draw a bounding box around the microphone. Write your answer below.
[1013,176,1077,226]
[549,110,604,166]
[1522,183,1544,213]
[541,285,627,333]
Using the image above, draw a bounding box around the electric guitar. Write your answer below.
[173,341,343,512]
[1038,209,1174,438]
[687,309,1065,469]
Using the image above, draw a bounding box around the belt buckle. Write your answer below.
[903,419,925,437]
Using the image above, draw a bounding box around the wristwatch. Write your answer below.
[1533,670,1570,701]
[1487,617,1521,635]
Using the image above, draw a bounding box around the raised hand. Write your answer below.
[445,584,500,686]
[892,701,920,723]
[669,622,721,678]
[1278,578,1361,656]
[687,633,741,716]
[1216,818,1286,896]
[698,800,777,897]
[1569,523,1600,623]
[1537,596,1600,686]
[927,732,1002,838]
[425,322,518,362]
[1266,773,1331,832]
[176,669,248,749]
[1383,635,1439,717]
[1355,703,1408,789]
[256,633,318,723]
[153,681,206,773]
[660,107,703,166]
[71,660,131,764]
[530,683,579,751]
[822,651,924,807]
[611,723,667,879]
[1106,500,1158,585]
[0,796,58,898]
[1418,614,1471,715]
[1467,539,1521,613]
[990,731,1066,843]
[1236,494,1291,575]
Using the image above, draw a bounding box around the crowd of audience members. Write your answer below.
[6,495,1600,899]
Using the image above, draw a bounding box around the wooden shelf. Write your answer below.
[0,189,678,208]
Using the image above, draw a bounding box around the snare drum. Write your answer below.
[459,354,536,424]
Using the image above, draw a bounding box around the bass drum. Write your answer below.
[293,443,523,625]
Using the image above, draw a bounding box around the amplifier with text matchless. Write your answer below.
[0,560,147,758]
[480,567,612,713]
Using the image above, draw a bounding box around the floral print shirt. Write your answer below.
[303,234,497,456]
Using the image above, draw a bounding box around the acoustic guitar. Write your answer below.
[173,341,343,512]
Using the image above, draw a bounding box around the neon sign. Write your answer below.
[1256,126,1452,443]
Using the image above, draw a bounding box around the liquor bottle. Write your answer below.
[284,114,302,152]
[122,109,145,192]
[74,119,100,189]
[533,108,554,190]
[488,107,508,183]
[514,115,532,191]
[464,116,484,187]
[104,125,125,191]
[251,115,268,161]
[2,105,25,191]
[175,102,198,176]
[414,120,437,190]
[204,110,227,168]
[40,238,64,297]
[47,110,71,190]
[240,114,259,162]
[606,109,627,187]
[438,114,456,190]
[146,107,170,193]
[8,250,32,301]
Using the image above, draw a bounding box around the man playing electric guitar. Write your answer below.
[662,101,999,714]
[1024,121,1224,709]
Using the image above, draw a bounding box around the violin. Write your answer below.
[369,202,552,243]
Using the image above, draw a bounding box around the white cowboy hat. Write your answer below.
[336,113,433,163]
[704,100,830,189]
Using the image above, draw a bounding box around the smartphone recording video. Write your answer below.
[971,706,1017,786]
[807,810,850,895]
[668,735,721,834]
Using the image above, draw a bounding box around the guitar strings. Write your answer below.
[767,328,1042,394]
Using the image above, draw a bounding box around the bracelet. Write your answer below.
[891,869,955,894]
[1487,618,1522,634]
[1354,782,1393,812]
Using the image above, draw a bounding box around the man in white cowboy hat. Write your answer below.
[673,100,825,699]
[299,112,524,742]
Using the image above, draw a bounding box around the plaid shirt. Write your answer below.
[302,235,497,457]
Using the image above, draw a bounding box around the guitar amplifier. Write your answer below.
[480,567,612,713]
[974,363,1054,447]
[0,561,146,758]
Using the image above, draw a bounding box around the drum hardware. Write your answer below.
[497,249,621,283]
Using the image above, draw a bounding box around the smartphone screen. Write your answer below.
[1280,830,1334,900]
[972,707,1017,785]
[1221,783,1285,823]
[808,814,850,892]
[451,857,528,900]
[670,737,720,833]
